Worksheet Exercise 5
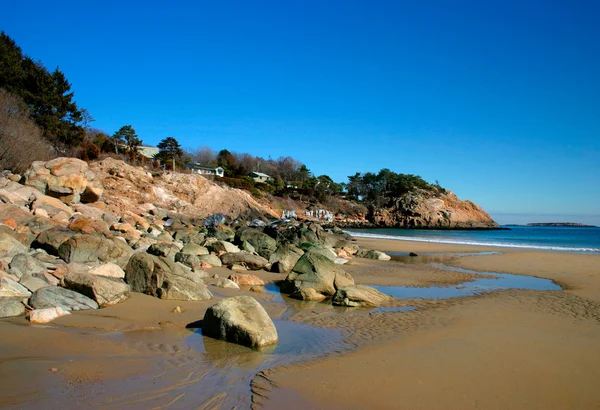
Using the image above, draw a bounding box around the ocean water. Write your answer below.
[346,226,600,253]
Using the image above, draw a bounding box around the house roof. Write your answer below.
[187,163,223,171]
[250,172,272,178]
[138,146,159,159]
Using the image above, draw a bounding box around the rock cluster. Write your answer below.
[0,158,394,335]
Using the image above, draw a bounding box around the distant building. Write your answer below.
[137,146,160,160]
[187,163,224,177]
[249,171,274,183]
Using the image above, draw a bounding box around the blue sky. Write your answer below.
[2,0,599,224]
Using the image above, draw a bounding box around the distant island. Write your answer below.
[527,222,597,227]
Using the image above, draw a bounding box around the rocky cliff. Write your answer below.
[333,189,498,229]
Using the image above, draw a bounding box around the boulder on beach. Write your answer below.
[125,252,213,301]
[269,244,304,274]
[30,286,99,311]
[356,249,392,261]
[0,233,28,259]
[0,278,32,298]
[31,228,75,255]
[57,234,132,266]
[332,285,393,307]
[202,296,278,348]
[62,270,130,307]
[235,228,277,259]
[281,252,354,296]
[228,274,265,287]
[28,306,71,324]
[216,277,240,289]
[8,253,47,279]
[0,297,27,318]
[290,287,327,301]
[221,252,268,270]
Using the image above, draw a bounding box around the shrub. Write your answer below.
[0,88,56,173]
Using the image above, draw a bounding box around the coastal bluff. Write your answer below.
[337,189,499,229]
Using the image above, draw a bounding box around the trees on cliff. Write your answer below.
[156,137,183,169]
[0,32,85,151]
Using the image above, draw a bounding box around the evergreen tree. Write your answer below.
[0,32,85,150]
[156,137,183,169]
[113,125,141,158]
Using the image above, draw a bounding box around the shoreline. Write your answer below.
[1,237,599,408]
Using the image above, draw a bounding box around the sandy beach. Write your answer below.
[1,238,600,409]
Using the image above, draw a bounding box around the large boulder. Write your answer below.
[332,285,393,307]
[147,242,181,259]
[68,216,111,237]
[198,254,222,267]
[31,195,74,218]
[281,252,354,296]
[124,252,212,301]
[0,297,27,318]
[221,252,268,270]
[62,270,130,307]
[174,253,202,271]
[89,262,125,279]
[9,253,47,279]
[30,286,99,311]
[31,228,76,255]
[235,228,277,259]
[0,278,32,297]
[206,240,240,254]
[202,296,278,348]
[19,275,50,292]
[269,244,304,274]
[179,243,209,256]
[57,234,132,267]
[23,157,101,205]
[0,233,28,259]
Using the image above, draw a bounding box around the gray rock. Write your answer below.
[147,242,181,259]
[198,254,222,267]
[19,275,50,292]
[207,240,240,254]
[235,228,277,259]
[0,297,26,318]
[0,233,27,259]
[0,277,32,297]
[9,253,47,279]
[62,270,130,307]
[240,240,256,253]
[281,252,354,296]
[124,252,213,301]
[203,296,278,348]
[57,234,133,267]
[30,286,99,311]
[356,249,392,261]
[269,244,304,274]
[180,243,209,256]
[221,252,268,271]
[31,228,76,255]
[216,277,240,289]
[304,246,337,261]
[332,285,393,307]
[174,252,202,271]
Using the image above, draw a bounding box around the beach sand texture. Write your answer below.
[0,238,599,409]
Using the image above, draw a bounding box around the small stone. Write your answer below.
[172,306,182,313]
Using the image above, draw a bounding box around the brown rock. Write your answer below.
[228,274,265,287]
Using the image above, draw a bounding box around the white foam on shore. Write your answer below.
[345,231,600,253]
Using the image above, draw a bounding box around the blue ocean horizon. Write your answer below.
[346,226,600,254]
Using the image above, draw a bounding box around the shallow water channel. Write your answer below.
[11,253,562,409]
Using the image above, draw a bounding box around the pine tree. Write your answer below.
[156,137,183,170]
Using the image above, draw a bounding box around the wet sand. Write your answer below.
[264,238,600,409]
[1,239,600,409]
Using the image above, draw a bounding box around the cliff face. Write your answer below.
[366,189,498,229]
[14,158,496,229]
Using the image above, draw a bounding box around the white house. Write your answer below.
[187,163,224,177]
[249,171,274,183]
[137,146,160,160]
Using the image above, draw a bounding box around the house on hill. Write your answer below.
[137,146,160,160]
[187,163,224,177]
[249,171,274,183]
